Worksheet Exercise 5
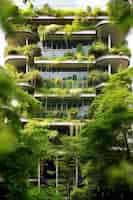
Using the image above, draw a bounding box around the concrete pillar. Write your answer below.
[26,63,29,73]
[26,39,29,46]
[108,33,112,49]
[108,64,112,75]
[56,157,59,192]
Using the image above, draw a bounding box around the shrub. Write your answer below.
[5,45,41,57]
[89,42,107,57]
[88,70,109,86]
[71,188,89,200]
[109,46,131,57]
[28,187,62,200]
[92,7,108,16]
[88,54,95,62]
[38,24,62,41]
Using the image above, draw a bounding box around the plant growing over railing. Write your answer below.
[5,44,41,57]
[12,23,33,32]
[20,1,36,17]
[68,108,79,119]
[109,46,131,57]
[89,41,107,57]
[37,87,95,96]
[38,19,96,41]
[31,4,108,17]
[38,24,63,41]
[88,70,109,86]
[92,7,108,16]
[88,54,96,62]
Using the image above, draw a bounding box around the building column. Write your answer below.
[26,62,29,73]
[108,64,112,75]
[26,39,29,46]
[108,33,112,49]
[56,157,59,192]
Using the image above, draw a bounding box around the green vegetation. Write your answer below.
[32,4,108,17]
[1,1,133,199]
[28,187,62,200]
[0,67,44,199]
[0,0,20,33]
[5,44,41,57]
[89,41,131,57]
[88,70,109,86]
[38,18,96,41]
[108,0,133,33]
[37,87,95,96]
[89,41,107,57]
[74,68,133,198]
[38,24,63,41]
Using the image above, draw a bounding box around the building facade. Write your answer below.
[4,7,130,198]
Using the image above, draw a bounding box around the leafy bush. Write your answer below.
[28,187,62,200]
[109,46,131,57]
[92,7,108,16]
[38,24,62,40]
[35,4,53,16]
[71,188,89,200]
[20,2,36,17]
[88,54,95,62]
[5,45,41,57]
[89,42,107,57]
[88,70,109,86]
[64,24,73,39]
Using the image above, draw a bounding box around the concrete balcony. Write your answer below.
[26,16,108,25]
[42,30,96,40]
[96,20,125,46]
[4,55,27,67]
[34,92,96,99]
[96,55,130,72]
[35,60,94,70]
[17,82,34,93]
[6,31,38,46]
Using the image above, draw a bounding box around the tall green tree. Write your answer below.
[108,0,133,33]
[73,68,133,199]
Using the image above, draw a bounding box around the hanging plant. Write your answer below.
[38,24,63,41]
[64,24,73,40]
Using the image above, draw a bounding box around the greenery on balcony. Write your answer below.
[89,41,107,57]
[35,44,90,62]
[38,18,96,40]
[35,43,94,62]
[88,70,109,86]
[36,87,95,96]
[37,5,108,17]
[5,44,41,57]
[39,78,88,89]
[109,46,131,57]
[12,23,33,32]
[89,41,131,57]
[20,3,108,18]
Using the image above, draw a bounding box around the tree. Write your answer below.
[77,68,133,199]
[0,67,42,199]
[108,0,133,33]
